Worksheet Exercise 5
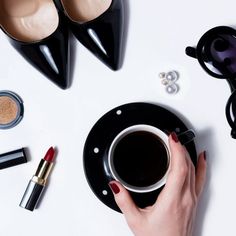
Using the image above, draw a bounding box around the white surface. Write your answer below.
[0,0,236,235]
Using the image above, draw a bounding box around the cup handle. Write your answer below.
[177,129,195,145]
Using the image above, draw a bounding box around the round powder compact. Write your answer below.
[0,91,24,129]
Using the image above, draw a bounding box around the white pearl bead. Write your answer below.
[159,72,166,79]
[166,84,179,94]
[166,71,178,83]
[161,79,169,86]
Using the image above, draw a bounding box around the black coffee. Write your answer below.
[113,131,169,188]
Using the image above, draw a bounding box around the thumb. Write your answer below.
[195,151,207,198]
[109,181,141,221]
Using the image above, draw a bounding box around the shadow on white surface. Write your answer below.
[193,128,215,236]
[24,147,33,162]
[68,32,78,88]
[120,0,130,70]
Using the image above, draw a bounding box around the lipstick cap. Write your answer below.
[0,148,27,170]
[20,180,44,211]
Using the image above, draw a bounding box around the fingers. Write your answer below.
[109,181,141,221]
[189,155,197,199]
[164,133,190,194]
[195,151,207,198]
[183,146,196,198]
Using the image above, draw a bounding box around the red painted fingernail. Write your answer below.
[203,151,207,161]
[170,132,179,143]
[109,182,120,194]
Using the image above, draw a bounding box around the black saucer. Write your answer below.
[83,103,197,213]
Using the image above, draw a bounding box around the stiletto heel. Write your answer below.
[0,0,70,89]
[54,0,125,70]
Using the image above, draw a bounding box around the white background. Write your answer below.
[0,0,236,235]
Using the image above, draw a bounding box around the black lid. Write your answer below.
[0,148,27,169]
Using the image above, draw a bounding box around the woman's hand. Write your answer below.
[109,132,207,236]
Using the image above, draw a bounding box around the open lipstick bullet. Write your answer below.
[20,147,55,211]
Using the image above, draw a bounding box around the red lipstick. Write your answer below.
[20,147,56,211]
[43,147,55,162]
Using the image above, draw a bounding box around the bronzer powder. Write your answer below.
[0,96,18,124]
[0,91,24,129]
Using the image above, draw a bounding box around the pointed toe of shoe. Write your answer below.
[11,38,70,89]
[83,25,124,71]
[47,68,70,90]
[9,22,70,89]
[36,41,71,89]
[105,54,122,71]
[55,67,70,90]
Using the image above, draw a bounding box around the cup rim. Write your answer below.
[108,124,170,193]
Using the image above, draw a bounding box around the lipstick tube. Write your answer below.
[20,147,55,211]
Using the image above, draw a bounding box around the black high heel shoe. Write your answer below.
[0,0,70,89]
[54,0,125,70]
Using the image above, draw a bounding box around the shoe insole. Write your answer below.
[61,0,112,23]
[0,0,59,42]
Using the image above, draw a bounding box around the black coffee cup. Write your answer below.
[108,125,194,193]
